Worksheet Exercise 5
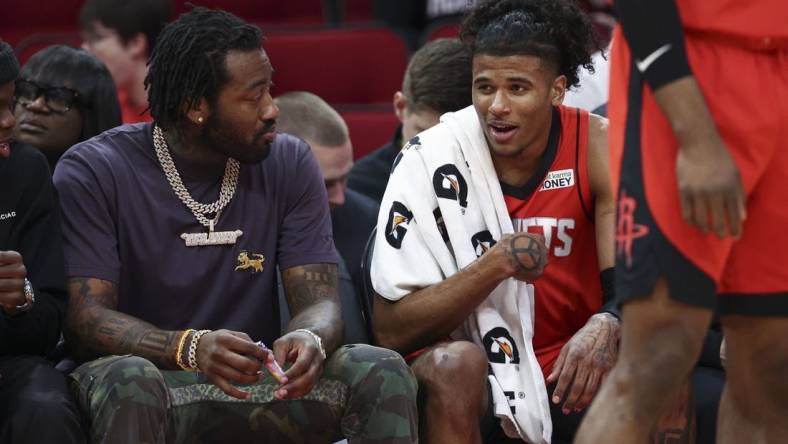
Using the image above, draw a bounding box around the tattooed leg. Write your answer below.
[651,381,696,444]
[575,278,711,444]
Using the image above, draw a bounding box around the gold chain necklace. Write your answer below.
[153,125,243,247]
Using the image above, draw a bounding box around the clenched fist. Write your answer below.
[0,251,27,312]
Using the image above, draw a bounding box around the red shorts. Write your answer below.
[608,27,788,315]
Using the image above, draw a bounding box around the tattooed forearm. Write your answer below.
[282,263,337,314]
[282,263,341,353]
[65,277,181,368]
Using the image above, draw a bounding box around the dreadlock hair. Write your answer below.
[145,7,262,130]
[459,0,600,89]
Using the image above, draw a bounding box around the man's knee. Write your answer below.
[8,359,84,439]
[413,341,488,403]
[620,298,708,384]
[72,355,169,417]
[327,345,418,439]
[329,344,418,400]
[723,316,788,414]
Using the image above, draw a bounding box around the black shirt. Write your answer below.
[347,126,402,203]
[0,142,66,356]
[332,188,380,295]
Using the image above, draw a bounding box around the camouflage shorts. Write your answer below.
[70,344,418,444]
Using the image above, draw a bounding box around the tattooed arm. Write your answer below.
[545,115,621,413]
[281,263,342,353]
[66,277,269,399]
[373,232,548,354]
[64,277,182,368]
[271,263,342,399]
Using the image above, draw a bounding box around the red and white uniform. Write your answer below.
[504,105,600,377]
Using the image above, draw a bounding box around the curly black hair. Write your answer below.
[144,7,262,130]
[459,0,600,89]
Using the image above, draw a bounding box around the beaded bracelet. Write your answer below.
[187,329,212,372]
[175,329,195,371]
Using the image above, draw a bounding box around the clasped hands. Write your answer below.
[195,329,325,400]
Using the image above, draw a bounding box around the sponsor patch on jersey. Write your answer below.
[539,168,574,191]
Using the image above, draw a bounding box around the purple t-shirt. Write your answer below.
[53,123,337,345]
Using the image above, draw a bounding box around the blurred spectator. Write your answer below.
[347,38,472,203]
[13,45,121,170]
[0,40,85,444]
[427,0,477,20]
[79,0,172,123]
[563,45,610,116]
[276,91,380,316]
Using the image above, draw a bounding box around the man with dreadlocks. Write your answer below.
[53,7,417,444]
[371,1,616,442]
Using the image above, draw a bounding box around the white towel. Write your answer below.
[371,105,552,443]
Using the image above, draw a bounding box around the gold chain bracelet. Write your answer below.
[175,329,195,371]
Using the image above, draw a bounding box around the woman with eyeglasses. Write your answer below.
[13,45,121,170]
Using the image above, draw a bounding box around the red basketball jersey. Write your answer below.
[504,105,601,378]
[675,0,788,42]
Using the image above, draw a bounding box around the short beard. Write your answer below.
[202,112,275,164]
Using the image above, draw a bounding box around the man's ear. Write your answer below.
[393,91,408,123]
[126,32,149,60]
[551,75,567,106]
[184,97,211,126]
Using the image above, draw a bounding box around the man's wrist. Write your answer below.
[653,77,720,151]
[293,328,326,360]
[592,312,620,325]
[475,250,512,283]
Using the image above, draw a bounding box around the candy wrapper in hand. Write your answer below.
[255,340,288,384]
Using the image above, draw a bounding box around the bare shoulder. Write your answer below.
[588,113,609,148]
[586,113,613,198]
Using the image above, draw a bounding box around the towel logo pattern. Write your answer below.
[391,136,420,174]
[471,230,497,257]
[385,201,413,249]
[433,164,468,209]
[483,327,520,364]
[433,208,450,243]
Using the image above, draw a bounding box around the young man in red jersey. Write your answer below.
[370,1,619,442]
[577,0,788,443]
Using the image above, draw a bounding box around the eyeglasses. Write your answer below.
[13,79,84,113]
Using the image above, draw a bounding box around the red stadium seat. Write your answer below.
[3,30,81,65]
[340,107,399,160]
[0,0,84,29]
[344,0,373,23]
[175,0,325,25]
[0,0,82,52]
[264,27,408,105]
[423,21,460,43]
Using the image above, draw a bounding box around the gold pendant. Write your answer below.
[180,230,243,246]
[181,218,242,247]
